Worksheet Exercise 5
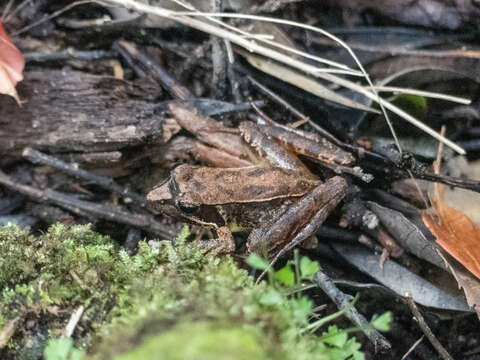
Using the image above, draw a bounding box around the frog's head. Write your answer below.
[146,178,181,217]
[146,174,201,221]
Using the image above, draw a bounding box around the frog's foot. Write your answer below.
[199,226,235,254]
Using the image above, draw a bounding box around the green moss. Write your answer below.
[115,321,267,360]
[0,223,149,357]
[0,223,382,360]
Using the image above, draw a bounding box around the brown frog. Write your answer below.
[147,164,347,255]
[147,104,349,257]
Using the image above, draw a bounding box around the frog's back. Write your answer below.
[173,165,319,206]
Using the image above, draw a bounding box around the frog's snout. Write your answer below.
[146,182,172,204]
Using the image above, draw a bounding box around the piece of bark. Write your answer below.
[0,69,166,165]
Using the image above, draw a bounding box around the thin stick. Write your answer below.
[168,2,363,74]
[401,336,424,360]
[24,49,114,62]
[64,306,84,338]
[13,0,94,36]
[115,41,192,100]
[368,86,471,105]
[434,126,447,175]
[0,170,173,238]
[316,268,391,352]
[210,0,228,99]
[405,294,454,360]
[1,0,14,22]
[22,148,146,207]
[4,0,32,23]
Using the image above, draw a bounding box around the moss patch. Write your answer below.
[115,321,267,360]
[0,224,383,360]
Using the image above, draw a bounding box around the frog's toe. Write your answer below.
[199,226,235,254]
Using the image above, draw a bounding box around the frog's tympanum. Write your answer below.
[147,104,349,257]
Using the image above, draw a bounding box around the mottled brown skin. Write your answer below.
[147,165,318,227]
[247,122,355,166]
[147,165,348,256]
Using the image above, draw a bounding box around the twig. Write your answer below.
[24,49,114,62]
[315,268,391,352]
[248,75,311,125]
[0,170,174,238]
[415,172,480,193]
[1,0,14,22]
[405,294,454,360]
[168,1,361,74]
[22,148,145,207]
[69,270,86,289]
[365,141,480,193]
[113,41,147,77]
[4,0,32,23]
[115,41,192,100]
[210,0,228,99]
[401,336,425,360]
[13,0,95,36]
[367,86,471,105]
[64,306,84,338]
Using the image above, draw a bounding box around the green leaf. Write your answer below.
[321,335,363,360]
[246,254,269,270]
[44,338,85,360]
[322,325,347,348]
[299,256,319,280]
[275,265,295,286]
[324,348,352,360]
[291,296,313,324]
[259,288,283,306]
[370,312,392,332]
[392,94,428,121]
[352,350,366,360]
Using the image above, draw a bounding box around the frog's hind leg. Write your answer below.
[247,176,348,258]
[199,226,236,254]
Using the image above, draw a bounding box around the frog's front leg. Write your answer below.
[199,225,236,254]
[247,176,348,257]
[239,121,315,178]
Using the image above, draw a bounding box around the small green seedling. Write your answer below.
[246,251,391,360]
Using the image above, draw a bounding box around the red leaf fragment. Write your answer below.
[0,21,24,104]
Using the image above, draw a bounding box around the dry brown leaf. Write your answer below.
[423,183,480,280]
[0,21,25,104]
[440,254,480,318]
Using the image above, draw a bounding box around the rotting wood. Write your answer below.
[0,69,166,165]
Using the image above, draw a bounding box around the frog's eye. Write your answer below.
[178,203,199,214]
